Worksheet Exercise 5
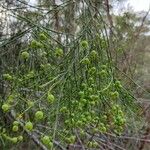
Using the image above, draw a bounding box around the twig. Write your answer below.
[10,110,48,150]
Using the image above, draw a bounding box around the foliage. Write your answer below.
[0,0,149,149]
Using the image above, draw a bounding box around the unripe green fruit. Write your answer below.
[80,40,88,48]
[89,77,94,83]
[86,115,92,121]
[11,137,18,143]
[3,74,13,81]
[69,135,76,143]
[90,50,98,60]
[65,135,76,144]
[36,42,43,48]
[2,128,6,133]
[92,128,99,133]
[115,80,122,88]
[88,67,96,75]
[60,106,68,113]
[12,125,19,132]
[27,101,34,107]
[99,123,107,133]
[21,51,29,60]
[80,57,90,65]
[64,120,70,126]
[2,104,10,112]
[101,65,107,70]
[103,115,107,120]
[110,91,119,100]
[47,93,55,103]
[90,101,96,106]
[18,136,23,141]
[99,126,107,133]
[88,141,93,148]
[88,87,93,93]
[78,91,84,97]
[55,48,63,57]
[13,121,19,126]
[99,70,107,77]
[39,33,47,41]
[76,120,83,127]
[26,71,34,79]
[81,83,87,89]
[48,142,53,148]
[41,135,51,145]
[31,40,37,48]
[8,94,15,103]
[92,141,99,148]
[80,129,85,137]
[31,40,43,48]
[35,111,44,120]
[25,121,33,131]
[90,95,99,101]
[80,98,87,104]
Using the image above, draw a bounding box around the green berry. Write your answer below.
[65,135,76,144]
[26,71,34,79]
[27,101,34,107]
[81,83,87,89]
[48,141,53,148]
[17,135,23,141]
[31,40,43,48]
[110,91,119,100]
[55,48,63,57]
[41,135,51,145]
[90,50,98,60]
[80,57,90,65]
[76,120,83,127]
[101,65,107,70]
[92,128,99,133]
[13,121,19,126]
[78,91,84,97]
[36,42,43,48]
[88,87,93,93]
[90,101,96,106]
[92,141,99,148]
[89,77,94,84]
[47,93,55,103]
[99,123,107,133]
[8,94,15,103]
[69,135,76,143]
[60,106,68,113]
[80,40,88,48]
[21,51,29,60]
[80,98,87,104]
[3,74,13,81]
[88,141,93,148]
[80,129,85,137]
[39,33,47,41]
[99,70,107,78]
[2,104,10,112]
[35,111,44,120]
[88,67,96,75]
[12,125,19,132]
[90,95,99,101]
[25,121,33,131]
[115,80,122,88]
[30,40,37,48]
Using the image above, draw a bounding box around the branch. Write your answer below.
[10,110,48,150]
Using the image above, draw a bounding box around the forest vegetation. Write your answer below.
[0,0,150,150]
